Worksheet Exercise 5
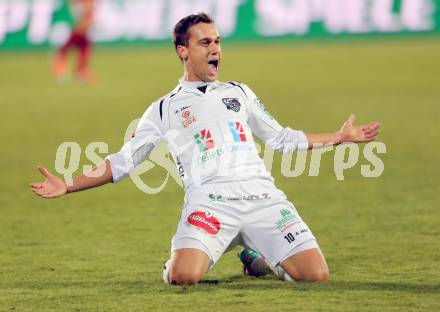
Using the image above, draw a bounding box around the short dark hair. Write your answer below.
[173,13,214,60]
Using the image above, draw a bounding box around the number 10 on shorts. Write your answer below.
[284,232,295,244]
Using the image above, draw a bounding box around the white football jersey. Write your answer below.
[107,80,309,191]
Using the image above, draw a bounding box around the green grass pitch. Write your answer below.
[1,37,440,311]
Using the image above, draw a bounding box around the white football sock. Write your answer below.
[253,255,294,281]
[271,264,294,281]
[250,255,272,276]
[163,259,172,284]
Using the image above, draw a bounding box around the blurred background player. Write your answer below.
[52,0,95,82]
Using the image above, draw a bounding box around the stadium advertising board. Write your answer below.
[1,0,439,49]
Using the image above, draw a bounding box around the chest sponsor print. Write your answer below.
[194,129,215,152]
[180,109,196,128]
[192,124,254,164]
[228,121,247,142]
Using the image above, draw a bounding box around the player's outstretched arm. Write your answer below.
[30,160,113,199]
[305,114,380,147]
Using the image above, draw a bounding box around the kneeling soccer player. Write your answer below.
[32,13,380,284]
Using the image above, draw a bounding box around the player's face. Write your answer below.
[183,23,221,82]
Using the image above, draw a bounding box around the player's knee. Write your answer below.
[169,267,204,285]
[302,266,329,282]
[284,264,329,282]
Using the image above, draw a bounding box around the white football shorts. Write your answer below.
[171,179,318,267]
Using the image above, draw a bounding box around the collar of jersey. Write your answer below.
[179,79,218,95]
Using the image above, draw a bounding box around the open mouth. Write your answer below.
[207,59,219,75]
[208,59,219,68]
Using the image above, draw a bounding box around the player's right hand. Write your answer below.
[30,165,67,199]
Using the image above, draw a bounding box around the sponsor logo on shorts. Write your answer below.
[209,193,270,201]
[222,98,241,112]
[228,121,247,142]
[209,194,226,202]
[284,228,310,244]
[180,109,196,128]
[186,211,221,235]
[295,228,309,236]
[276,208,298,232]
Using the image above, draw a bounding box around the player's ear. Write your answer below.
[177,45,188,62]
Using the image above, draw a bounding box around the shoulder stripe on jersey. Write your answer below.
[159,87,182,121]
[228,81,247,98]
[170,87,182,98]
[159,98,164,120]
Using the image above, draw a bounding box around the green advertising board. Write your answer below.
[1,0,439,50]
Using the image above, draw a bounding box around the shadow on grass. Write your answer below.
[8,275,440,295]
[186,275,440,295]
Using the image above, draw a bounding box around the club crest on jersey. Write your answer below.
[228,122,247,142]
[180,109,196,128]
[186,211,221,235]
[194,129,215,152]
[222,98,241,112]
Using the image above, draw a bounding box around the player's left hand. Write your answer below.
[339,114,380,143]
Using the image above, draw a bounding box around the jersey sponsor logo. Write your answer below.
[197,148,224,164]
[275,208,299,232]
[194,129,215,152]
[193,125,253,164]
[186,211,221,235]
[228,121,247,142]
[194,128,224,163]
[174,105,190,114]
[180,109,196,128]
[222,98,241,112]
